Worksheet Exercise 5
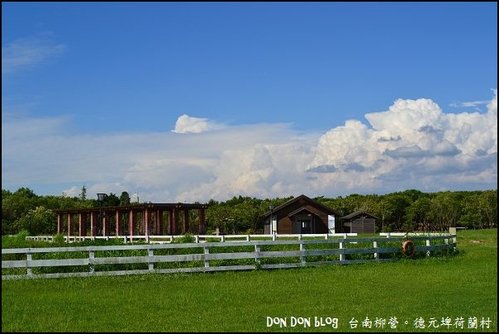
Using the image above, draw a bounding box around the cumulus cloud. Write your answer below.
[2,91,496,202]
[308,90,497,192]
[2,36,65,74]
[172,114,225,134]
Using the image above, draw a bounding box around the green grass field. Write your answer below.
[2,229,497,332]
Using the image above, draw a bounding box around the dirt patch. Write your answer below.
[470,240,482,244]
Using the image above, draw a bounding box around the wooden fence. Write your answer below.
[2,234,456,280]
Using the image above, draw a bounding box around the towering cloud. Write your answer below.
[308,90,497,192]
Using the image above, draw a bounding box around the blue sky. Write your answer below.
[2,2,497,202]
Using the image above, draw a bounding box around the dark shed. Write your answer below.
[262,195,336,234]
[341,211,378,234]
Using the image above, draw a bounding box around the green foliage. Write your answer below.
[95,193,121,207]
[428,191,461,231]
[10,230,31,248]
[79,185,87,201]
[173,233,195,243]
[119,191,131,206]
[53,234,66,246]
[452,190,496,230]
[14,206,56,235]
[2,230,53,249]
[2,187,94,235]
[405,197,431,231]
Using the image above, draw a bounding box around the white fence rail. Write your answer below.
[379,232,450,237]
[3,234,456,280]
[25,233,359,244]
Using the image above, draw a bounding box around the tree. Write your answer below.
[100,193,120,207]
[14,206,56,235]
[206,204,232,234]
[79,185,87,201]
[479,190,497,229]
[2,187,39,234]
[119,191,131,206]
[429,192,461,231]
[380,193,412,231]
[405,197,431,231]
[458,194,481,229]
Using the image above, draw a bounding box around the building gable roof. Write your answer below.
[262,194,335,218]
[287,205,328,218]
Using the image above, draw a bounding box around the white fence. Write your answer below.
[3,234,456,280]
[379,232,452,237]
[25,233,359,244]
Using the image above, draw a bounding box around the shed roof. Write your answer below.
[340,210,379,220]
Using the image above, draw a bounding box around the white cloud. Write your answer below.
[2,91,496,202]
[2,111,319,201]
[308,90,497,193]
[172,114,225,134]
[2,36,65,74]
[450,100,489,108]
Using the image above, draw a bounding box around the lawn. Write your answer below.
[2,229,496,332]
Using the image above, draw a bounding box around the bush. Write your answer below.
[173,233,196,243]
[53,233,66,246]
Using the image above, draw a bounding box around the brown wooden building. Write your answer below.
[54,202,207,238]
[262,195,336,234]
[341,211,378,234]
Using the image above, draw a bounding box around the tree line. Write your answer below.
[2,187,496,236]
[2,187,133,235]
[206,189,497,234]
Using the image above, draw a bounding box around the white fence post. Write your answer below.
[426,239,431,257]
[373,241,378,259]
[148,248,154,271]
[26,252,33,277]
[300,240,306,266]
[449,227,457,252]
[339,241,345,262]
[89,250,95,274]
[255,244,261,267]
[203,246,210,268]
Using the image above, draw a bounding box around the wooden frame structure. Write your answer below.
[54,203,207,238]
